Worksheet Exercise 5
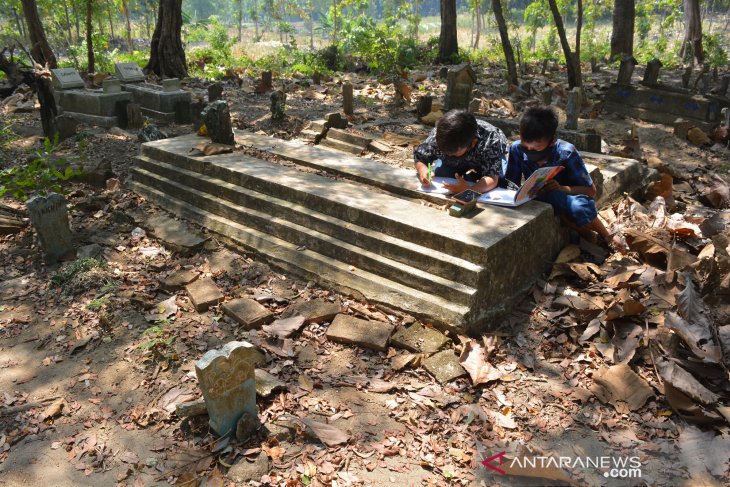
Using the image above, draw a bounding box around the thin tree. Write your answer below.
[86,0,94,73]
[547,0,581,88]
[681,0,704,65]
[575,0,582,63]
[438,0,458,62]
[610,0,634,60]
[145,0,187,78]
[237,0,243,41]
[492,0,518,86]
[122,0,133,51]
[20,0,57,67]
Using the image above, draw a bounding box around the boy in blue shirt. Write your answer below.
[506,106,627,252]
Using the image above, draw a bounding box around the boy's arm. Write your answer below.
[504,142,522,185]
[547,144,595,196]
[414,131,439,185]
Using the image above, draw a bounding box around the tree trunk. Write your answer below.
[20,0,58,68]
[237,0,243,41]
[610,0,634,60]
[86,0,94,73]
[12,7,24,38]
[492,0,518,86]
[145,0,187,78]
[122,0,133,51]
[413,0,420,41]
[332,0,338,45]
[473,0,481,49]
[575,0,582,63]
[681,0,704,65]
[438,0,458,62]
[547,0,581,88]
[107,0,116,42]
[71,0,80,41]
[252,0,259,39]
[62,0,73,44]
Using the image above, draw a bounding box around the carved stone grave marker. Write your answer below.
[642,59,662,86]
[565,88,580,130]
[208,82,223,103]
[115,62,145,83]
[444,63,476,111]
[270,90,286,121]
[195,341,258,437]
[617,55,637,86]
[202,100,235,145]
[26,193,75,263]
[342,82,353,116]
[51,68,85,90]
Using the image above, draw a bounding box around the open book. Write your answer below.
[478,166,564,207]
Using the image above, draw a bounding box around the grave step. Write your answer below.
[133,164,478,304]
[128,180,471,325]
[319,137,366,155]
[134,155,482,287]
[326,128,372,147]
[139,142,500,264]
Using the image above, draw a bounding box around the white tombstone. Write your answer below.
[115,62,145,83]
[51,68,85,90]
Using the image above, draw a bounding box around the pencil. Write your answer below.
[427,162,432,184]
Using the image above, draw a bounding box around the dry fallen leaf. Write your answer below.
[459,340,502,385]
[262,315,305,339]
[656,358,718,405]
[301,418,349,447]
[589,364,653,412]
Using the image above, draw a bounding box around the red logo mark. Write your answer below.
[482,451,507,475]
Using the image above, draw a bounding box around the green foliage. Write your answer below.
[140,323,177,362]
[86,296,108,311]
[51,258,105,287]
[704,34,729,68]
[0,137,83,202]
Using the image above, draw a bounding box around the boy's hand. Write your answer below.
[539,180,566,193]
[417,165,431,186]
[443,174,470,194]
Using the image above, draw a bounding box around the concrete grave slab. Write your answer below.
[186,277,224,312]
[423,350,467,384]
[160,269,199,292]
[51,68,85,90]
[281,298,341,324]
[391,323,451,353]
[223,298,273,329]
[326,314,395,351]
[115,62,145,83]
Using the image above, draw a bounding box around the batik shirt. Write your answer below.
[506,139,593,189]
[413,119,508,178]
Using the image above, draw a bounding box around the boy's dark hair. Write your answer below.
[519,106,559,142]
[436,110,478,154]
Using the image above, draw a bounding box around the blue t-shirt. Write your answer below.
[505,139,593,189]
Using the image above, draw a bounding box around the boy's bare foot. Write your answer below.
[607,233,629,254]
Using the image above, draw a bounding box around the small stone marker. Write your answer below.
[162,78,181,92]
[325,112,348,129]
[195,341,258,437]
[160,269,199,292]
[642,59,662,86]
[103,79,122,93]
[416,95,432,118]
[51,68,85,90]
[254,369,286,397]
[208,82,223,103]
[270,90,286,121]
[540,87,553,106]
[325,314,395,351]
[223,298,273,329]
[423,350,467,384]
[565,88,580,130]
[390,323,451,354]
[281,298,340,324]
[115,62,145,83]
[256,71,273,93]
[26,193,75,263]
[186,277,224,312]
[616,55,637,86]
[444,63,476,110]
[202,100,235,145]
[681,66,693,89]
[312,72,321,85]
[176,398,207,418]
[342,82,353,116]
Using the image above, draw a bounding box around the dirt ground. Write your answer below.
[1,62,729,487]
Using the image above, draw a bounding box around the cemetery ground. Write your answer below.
[1,63,730,487]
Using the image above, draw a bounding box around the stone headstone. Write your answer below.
[270,90,286,122]
[138,123,167,142]
[325,112,348,129]
[260,71,273,92]
[195,341,258,437]
[190,99,205,131]
[565,88,580,130]
[102,79,122,94]
[342,81,353,116]
[26,193,75,263]
[416,95,432,118]
[162,78,181,92]
[698,73,711,95]
[616,55,637,86]
[208,82,223,103]
[681,67,693,89]
[642,59,662,86]
[51,68,85,90]
[540,87,553,106]
[202,100,235,145]
[312,72,321,85]
[444,63,476,111]
[115,62,145,83]
[720,75,730,97]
